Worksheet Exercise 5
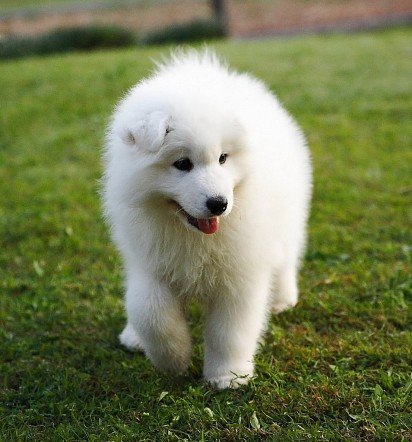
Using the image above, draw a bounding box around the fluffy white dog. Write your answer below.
[103,51,312,389]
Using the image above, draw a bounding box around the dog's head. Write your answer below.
[114,107,247,234]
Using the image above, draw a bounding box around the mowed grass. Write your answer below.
[1,29,411,440]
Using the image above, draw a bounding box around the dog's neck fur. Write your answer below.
[133,203,251,299]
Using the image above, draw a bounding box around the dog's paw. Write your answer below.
[119,324,143,351]
[146,341,192,375]
[271,297,298,314]
[150,354,190,375]
[206,372,252,390]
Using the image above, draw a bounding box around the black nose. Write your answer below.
[206,196,228,216]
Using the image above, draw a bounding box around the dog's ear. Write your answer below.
[122,111,172,152]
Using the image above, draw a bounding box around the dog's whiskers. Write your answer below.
[175,205,185,215]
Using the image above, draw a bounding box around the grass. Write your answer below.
[0,28,411,440]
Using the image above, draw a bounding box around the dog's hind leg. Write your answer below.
[271,263,299,314]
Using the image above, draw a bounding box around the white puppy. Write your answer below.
[103,51,312,389]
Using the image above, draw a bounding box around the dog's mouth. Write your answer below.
[173,202,219,234]
[187,213,219,234]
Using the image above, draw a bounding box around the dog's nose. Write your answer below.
[206,196,228,216]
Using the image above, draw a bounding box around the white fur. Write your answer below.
[102,51,312,389]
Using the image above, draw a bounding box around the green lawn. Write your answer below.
[1,29,411,440]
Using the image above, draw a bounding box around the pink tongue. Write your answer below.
[197,217,219,234]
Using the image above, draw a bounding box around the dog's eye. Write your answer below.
[219,153,227,165]
[173,158,193,172]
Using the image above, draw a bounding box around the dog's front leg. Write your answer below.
[203,275,271,389]
[123,271,192,374]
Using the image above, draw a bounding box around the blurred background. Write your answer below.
[1,0,411,58]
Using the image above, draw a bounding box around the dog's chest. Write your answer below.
[152,235,234,297]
